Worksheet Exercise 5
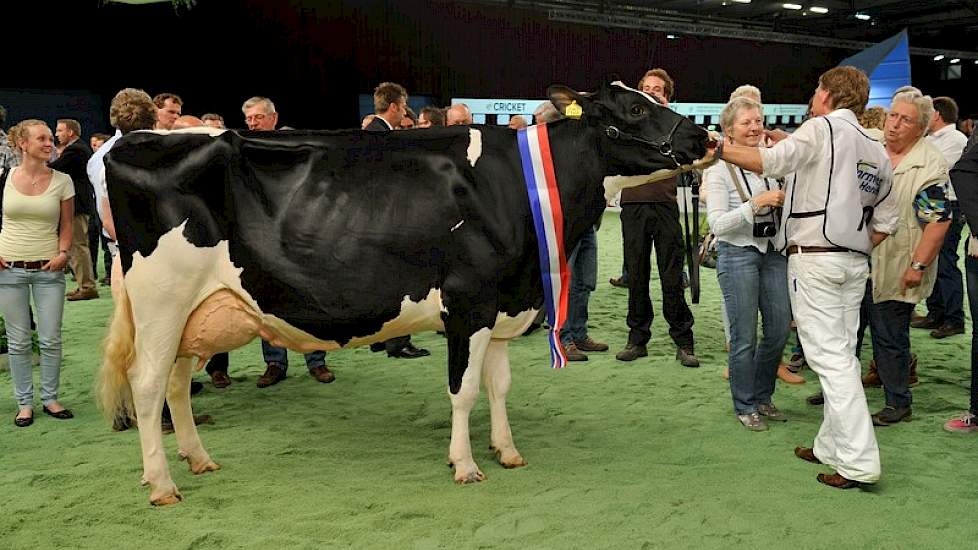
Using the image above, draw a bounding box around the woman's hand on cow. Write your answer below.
[42,252,68,272]
[753,190,785,209]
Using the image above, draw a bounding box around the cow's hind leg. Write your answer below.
[483,338,526,468]
[168,357,220,475]
[447,327,492,484]
[129,358,182,505]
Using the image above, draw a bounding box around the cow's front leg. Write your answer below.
[447,327,492,484]
[168,357,220,475]
[129,359,181,505]
[482,338,526,468]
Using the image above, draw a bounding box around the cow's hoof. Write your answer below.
[150,487,183,506]
[452,466,486,484]
[190,460,221,475]
[493,447,527,469]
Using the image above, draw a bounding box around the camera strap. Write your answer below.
[724,161,751,203]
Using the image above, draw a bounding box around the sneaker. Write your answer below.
[931,324,965,339]
[944,412,978,433]
[758,402,788,422]
[736,411,768,432]
[615,344,647,362]
[574,336,609,352]
[676,348,700,368]
[562,342,588,362]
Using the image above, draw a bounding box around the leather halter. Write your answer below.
[602,116,685,168]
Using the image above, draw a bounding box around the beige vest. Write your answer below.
[871,138,950,304]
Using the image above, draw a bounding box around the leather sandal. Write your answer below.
[14,412,34,427]
[43,406,74,420]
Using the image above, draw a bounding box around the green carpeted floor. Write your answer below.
[1,211,974,549]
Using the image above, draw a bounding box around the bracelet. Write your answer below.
[910,261,927,271]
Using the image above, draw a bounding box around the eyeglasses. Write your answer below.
[245,113,269,123]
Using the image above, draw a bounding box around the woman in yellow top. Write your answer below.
[1,120,74,427]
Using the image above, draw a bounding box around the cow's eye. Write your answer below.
[630,104,645,117]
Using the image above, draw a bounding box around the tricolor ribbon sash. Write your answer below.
[517,124,570,369]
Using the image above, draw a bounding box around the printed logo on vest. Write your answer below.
[856,160,882,195]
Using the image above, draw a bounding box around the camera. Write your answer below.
[753,221,778,238]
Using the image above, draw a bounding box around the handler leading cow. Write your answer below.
[99,82,712,505]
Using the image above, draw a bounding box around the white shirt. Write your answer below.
[704,159,781,251]
[760,108,899,248]
[86,129,123,239]
[926,123,967,200]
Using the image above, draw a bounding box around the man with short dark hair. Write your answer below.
[616,68,699,368]
[915,96,969,338]
[51,118,98,301]
[399,106,417,129]
[153,93,183,130]
[418,106,445,128]
[364,82,430,360]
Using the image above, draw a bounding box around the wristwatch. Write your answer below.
[910,261,927,271]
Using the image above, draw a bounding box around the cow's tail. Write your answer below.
[97,261,136,425]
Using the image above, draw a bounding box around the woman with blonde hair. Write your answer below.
[1,120,74,427]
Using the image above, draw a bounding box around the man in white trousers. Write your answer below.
[709,66,899,489]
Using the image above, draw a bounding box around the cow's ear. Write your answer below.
[547,85,590,116]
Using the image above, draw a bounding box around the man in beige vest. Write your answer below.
[867,92,951,426]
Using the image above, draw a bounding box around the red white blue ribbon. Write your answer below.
[517,124,569,369]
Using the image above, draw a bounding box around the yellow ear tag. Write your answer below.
[565,100,583,120]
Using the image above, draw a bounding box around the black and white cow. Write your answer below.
[98,83,712,505]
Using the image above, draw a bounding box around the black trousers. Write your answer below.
[205,352,230,374]
[621,202,694,350]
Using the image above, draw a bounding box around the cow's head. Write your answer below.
[548,82,712,177]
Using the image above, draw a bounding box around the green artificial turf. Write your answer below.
[1,211,975,549]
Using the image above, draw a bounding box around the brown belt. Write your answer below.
[786,246,850,256]
[8,260,49,269]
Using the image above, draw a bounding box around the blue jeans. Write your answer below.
[716,242,790,414]
[562,226,597,344]
[0,268,66,408]
[869,296,914,409]
[926,204,965,326]
[260,340,325,371]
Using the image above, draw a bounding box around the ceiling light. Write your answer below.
[933,54,945,61]
[974,60,978,64]
[783,3,802,10]
[951,58,961,64]
[730,0,752,3]
[810,6,828,13]
[666,34,678,39]
[855,13,871,20]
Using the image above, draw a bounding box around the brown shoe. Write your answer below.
[909,353,919,386]
[817,472,863,489]
[794,446,822,464]
[309,365,336,383]
[210,371,231,388]
[931,324,965,339]
[67,288,99,301]
[257,363,287,388]
[777,363,805,384]
[562,342,588,362]
[910,314,940,329]
[574,336,608,352]
[861,359,881,388]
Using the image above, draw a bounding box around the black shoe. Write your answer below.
[389,343,430,359]
[872,405,912,426]
[615,344,648,362]
[189,381,204,396]
[676,348,700,368]
[806,392,824,406]
[931,324,965,339]
[42,406,74,419]
[609,276,628,288]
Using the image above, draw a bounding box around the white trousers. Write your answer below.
[788,251,880,483]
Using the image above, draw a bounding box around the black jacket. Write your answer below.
[49,139,95,216]
[365,116,393,133]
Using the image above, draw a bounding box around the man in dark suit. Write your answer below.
[51,118,98,301]
[365,82,430,359]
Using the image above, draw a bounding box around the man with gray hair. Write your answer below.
[447,103,473,126]
[242,96,279,131]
